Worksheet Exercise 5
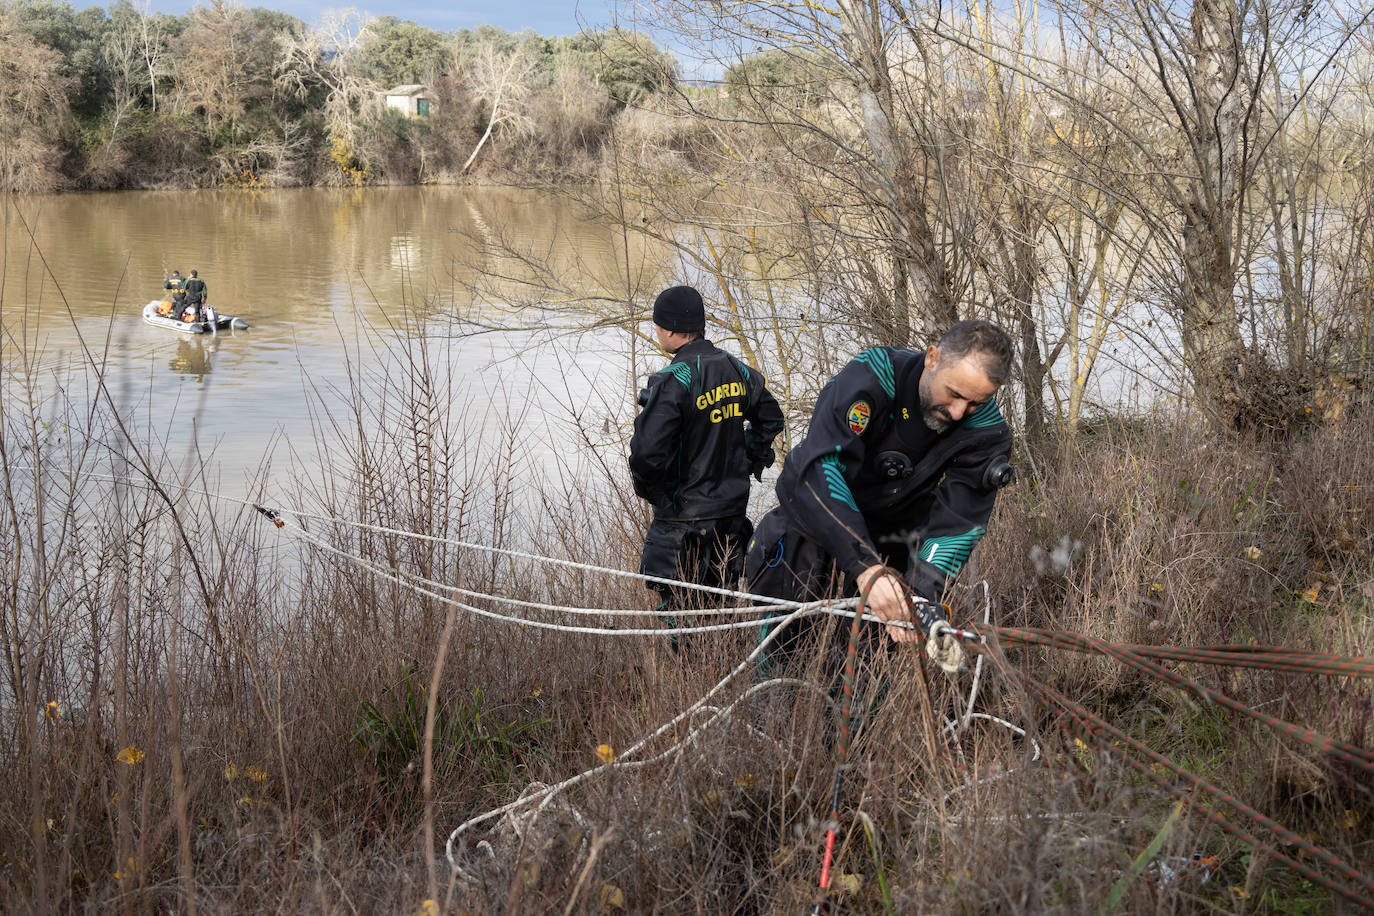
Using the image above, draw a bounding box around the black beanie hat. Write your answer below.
[652,285,705,335]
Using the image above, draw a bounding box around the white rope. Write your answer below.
[264,508,946,637]
[19,462,869,614]
[22,465,1040,839]
[957,580,992,732]
[13,463,866,620]
[438,590,795,618]
[280,503,827,606]
[446,678,818,884]
[444,602,828,867]
[356,570,807,620]
[254,497,1042,870]
[19,465,1045,879]
[287,517,853,636]
[17,465,949,636]
[938,580,1041,801]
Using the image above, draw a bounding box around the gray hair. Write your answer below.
[937,320,1014,385]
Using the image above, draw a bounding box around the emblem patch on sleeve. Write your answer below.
[847,400,871,435]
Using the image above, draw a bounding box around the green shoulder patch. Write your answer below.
[852,348,896,399]
[660,363,692,387]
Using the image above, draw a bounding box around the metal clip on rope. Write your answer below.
[905,593,983,643]
[253,504,285,528]
[904,595,979,674]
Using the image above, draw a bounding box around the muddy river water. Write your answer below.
[2,187,673,506]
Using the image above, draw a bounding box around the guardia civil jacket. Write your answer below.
[776,347,1013,600]
[630,338,785,522]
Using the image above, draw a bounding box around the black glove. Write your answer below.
[749,447,775,481]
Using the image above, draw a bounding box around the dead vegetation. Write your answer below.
[1,314,1370,912]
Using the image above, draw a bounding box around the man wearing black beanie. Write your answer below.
[629,285,785,630]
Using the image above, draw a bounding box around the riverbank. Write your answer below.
[1,7,675,194]
[3,312,1371,910]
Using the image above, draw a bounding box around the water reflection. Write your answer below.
[389,234,419,270]
[169,337,215,380]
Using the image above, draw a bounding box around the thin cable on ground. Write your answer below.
[444,604,833,867]
[991,626,1374,772]
[998,627,1374,680]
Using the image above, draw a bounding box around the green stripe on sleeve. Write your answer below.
[918,526,987,575]
[662,363,692,387]
[964,398,1005,428]
[819,454,859,512]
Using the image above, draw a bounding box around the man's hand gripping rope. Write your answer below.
[813,568,970,911]
[855,564,970,673]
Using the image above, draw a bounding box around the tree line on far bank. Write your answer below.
[5,0,1374,440]
[0,0,676,191]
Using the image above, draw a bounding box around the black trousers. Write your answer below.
[744,507,895,673]
[639,514,754,611]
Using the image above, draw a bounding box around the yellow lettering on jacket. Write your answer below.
[709,402,743,423]
[696,381,745,411]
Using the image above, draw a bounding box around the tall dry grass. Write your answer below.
[2,304,1371,914]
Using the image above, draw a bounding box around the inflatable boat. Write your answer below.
[143,300,249,334]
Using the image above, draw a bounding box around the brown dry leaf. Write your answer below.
[599,883,625,910]
[835,873,863,896]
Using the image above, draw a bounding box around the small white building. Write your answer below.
[384,85,434,117]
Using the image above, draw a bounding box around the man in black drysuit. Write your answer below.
[745,319,1015,671]
[164,270,187,315]
[183,269,208,321]
[629,285,785,621]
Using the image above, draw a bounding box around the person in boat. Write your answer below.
[163,270,187,318]
[628,285,785,632]
[183,269,208,322]
[744,319,1016,674]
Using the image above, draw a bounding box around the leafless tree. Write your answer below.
[275,8,380,179]
[1019,0,1367,422]
[458,43,536,174]
[175,0,253,138]
[652,1,986,345]
[102,2,152,139]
